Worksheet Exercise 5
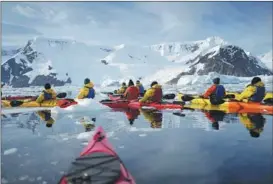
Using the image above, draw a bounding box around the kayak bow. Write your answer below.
[59,126,136,184]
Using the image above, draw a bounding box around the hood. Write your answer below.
[152,84,162,89]
[84,82,94,88]
[254,81,264,87]
[43,89,55,94]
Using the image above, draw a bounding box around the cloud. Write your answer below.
[2,2,272,54]
[2,22,42,35]
[12,4,37,18]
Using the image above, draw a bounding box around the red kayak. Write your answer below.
[128,101,184,110]
[109,94,123,101]
[100,99,130,109]
[59,126,136,184]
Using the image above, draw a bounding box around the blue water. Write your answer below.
[1,108,272,184]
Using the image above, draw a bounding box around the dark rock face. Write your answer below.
[194,46,273,77]
[166,45,273,84]
[1,40,71,87]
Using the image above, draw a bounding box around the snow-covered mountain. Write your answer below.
[149,37,272,81]
[258,50,272,71]
[1,36,272,88]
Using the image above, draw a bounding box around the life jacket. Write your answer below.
[250,86,265,102]
[214,85,225,99]
[44,111,51,121]
[85,87,95,99]
[125,86,139,100]
[152,87,163,103]
[137,84,145,94]
[43,90,53,100]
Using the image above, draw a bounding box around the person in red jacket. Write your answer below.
[201,78,226,105]
[123,79,139,101]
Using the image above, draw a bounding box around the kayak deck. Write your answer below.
[60,126,135,184]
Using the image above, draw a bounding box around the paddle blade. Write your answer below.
[10,100,24,107]
[57,92,67,98]
[172,101,185,105]
[173,112,185,117]
[163,93,176,100]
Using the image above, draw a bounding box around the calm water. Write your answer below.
[1,108,272,184]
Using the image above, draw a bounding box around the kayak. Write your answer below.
[185,98,273,115]
[100,99,130,109]
[177,92,273,101]
[184,103,273,115]
[59,126,136,184]
[1,99,78,108]
[128,101,184,110]
[109,94,123,101]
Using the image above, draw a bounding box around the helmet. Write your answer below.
[84,78,90,84]
[150,81,158,88]
[44,83,51,89]
[251,77,261,85]
[213,78,220,84]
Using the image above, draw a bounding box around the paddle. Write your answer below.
[162,93,236,101]
[9,92,67,107]
[2,92,67,101]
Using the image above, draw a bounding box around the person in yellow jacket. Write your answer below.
[139,81,163,103]
[239,113,265,138]
[36,83,57,103]
[235,77,265,102]
[115,82,127,95]
[36,110,55,128]
[77,78,95,99]
[140,109,162,128]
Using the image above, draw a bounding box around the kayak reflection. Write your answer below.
[78,116,96,132]
[239,113,266,138]
[204,110,226,130]
[140,109,162,128]
[125,108,140,125]
[36,110,55,128]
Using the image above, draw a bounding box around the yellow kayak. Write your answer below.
[184,103,272,115]
[177,92,272,101]
[1,99,78,108]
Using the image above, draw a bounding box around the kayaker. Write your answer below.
[239,113,265,138]
[115,82,127,94]
[123,79,139,100]
[77,78,95,99]
[36,83,57,103]
[235,77,265,102]
[136,80,145,97]
[36,110,55,128]
[140,109,162,128]
[201,77,226,105]
[139,81,163,103]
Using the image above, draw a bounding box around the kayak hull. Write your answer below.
[101,100,130,109]
[60,126,136,184]
[2,99,78,108]
[187,98,273,115]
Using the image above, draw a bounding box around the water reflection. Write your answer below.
[238,113,266,138]
[140,109,163,128]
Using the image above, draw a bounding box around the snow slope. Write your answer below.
[149,36,227,64]
[258,50,272,71]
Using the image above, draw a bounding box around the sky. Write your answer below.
[1,1,272,55]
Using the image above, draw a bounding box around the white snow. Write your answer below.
[3,148,18,155]
[51,98,109,114]
[258,50,272,71]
